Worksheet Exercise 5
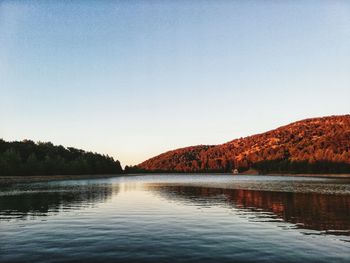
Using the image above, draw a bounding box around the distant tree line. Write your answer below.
[0,139,123,176]
[252,159,350,174]
[138,115,350,174]
[124,165,224,174]
[124,164,245,174]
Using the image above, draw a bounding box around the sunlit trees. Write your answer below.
[138,115,350,174]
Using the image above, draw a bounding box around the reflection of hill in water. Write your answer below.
[0,183,117,220]
[150,185,350,234]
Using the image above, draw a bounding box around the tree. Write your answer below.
[0,139,123,176]
[0,149,22,176]
[26,153,40,175]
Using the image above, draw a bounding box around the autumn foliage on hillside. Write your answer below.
[137,115,350,173]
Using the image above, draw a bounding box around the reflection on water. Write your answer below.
[1,175,350,262]
[150,185,350,234]
[0,181,116,220]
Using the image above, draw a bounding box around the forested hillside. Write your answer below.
[0,140,122,176]
[137,115,350,174]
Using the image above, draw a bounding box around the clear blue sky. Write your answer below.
[1,0,349,166]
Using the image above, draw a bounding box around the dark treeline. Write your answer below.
[128,160,350,175]
[0,139,123,176]
[124,165,223,174]
[252,159,350,174]
[125,165,235,174]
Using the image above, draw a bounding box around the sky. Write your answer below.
[0,0,349,166]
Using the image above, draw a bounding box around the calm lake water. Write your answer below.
[1,175,350,262]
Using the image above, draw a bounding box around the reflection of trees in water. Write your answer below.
[150,185,350,234]
[0,183,117,220]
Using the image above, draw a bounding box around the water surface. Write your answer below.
[1,175,350,262]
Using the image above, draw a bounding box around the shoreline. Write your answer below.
[0,174,126,186]
[254,173,350,178]
[1,172,350,186]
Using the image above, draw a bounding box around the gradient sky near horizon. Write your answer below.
[1,1,349,166]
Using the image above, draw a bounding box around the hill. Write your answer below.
[0,140,123,176]
[136,115,350,174]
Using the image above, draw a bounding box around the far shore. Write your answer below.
[241,173,350,178]
[0,174,127,186]
[1,172,350,186]
[238,168,350,178]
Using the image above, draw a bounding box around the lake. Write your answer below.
[1,175,350,262]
